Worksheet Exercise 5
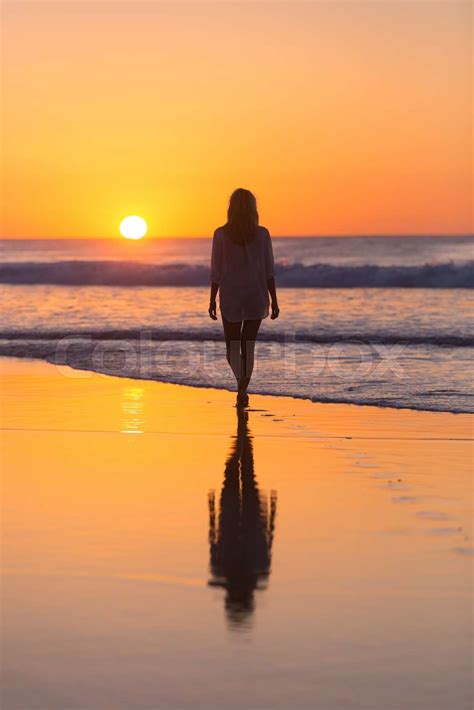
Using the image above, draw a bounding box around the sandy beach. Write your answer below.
[1,357,472,709]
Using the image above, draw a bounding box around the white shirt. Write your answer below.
[210,225,275,322]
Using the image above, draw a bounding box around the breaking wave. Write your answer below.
[0,260,472,288]
[0,328,472,347]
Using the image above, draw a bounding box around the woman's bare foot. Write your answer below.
[236,391,249,408]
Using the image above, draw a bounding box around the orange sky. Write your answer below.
[1,0,472,238]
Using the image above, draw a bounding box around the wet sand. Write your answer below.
[1,358,472,709]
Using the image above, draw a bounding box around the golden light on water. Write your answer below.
[120,216,147,240]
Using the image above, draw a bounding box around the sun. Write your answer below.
[119,216,147,240]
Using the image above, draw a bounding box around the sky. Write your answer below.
[1,0,472,238]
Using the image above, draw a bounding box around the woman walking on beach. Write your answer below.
[209,188,279,407]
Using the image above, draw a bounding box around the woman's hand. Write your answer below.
[271,301,280,320]
[208,301,218,320]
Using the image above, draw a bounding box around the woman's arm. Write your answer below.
[209,281,219,320]
[267,276,279,319]
[264,229,279,319]
[209,229,222,320]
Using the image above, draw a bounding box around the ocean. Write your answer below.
[1,236,473,413]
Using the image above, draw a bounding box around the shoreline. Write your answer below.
[1,356,472,437]
[0,352,472,416]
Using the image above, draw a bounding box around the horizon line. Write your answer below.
[1,233,473,241]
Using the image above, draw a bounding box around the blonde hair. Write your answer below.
[226,188,259,245]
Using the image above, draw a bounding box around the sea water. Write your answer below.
[1,236,472,413]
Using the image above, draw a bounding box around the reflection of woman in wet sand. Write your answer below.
[208,411,277,627]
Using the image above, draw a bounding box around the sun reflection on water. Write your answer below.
[121,385,145,434]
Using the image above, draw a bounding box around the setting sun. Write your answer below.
[120,216,147,240]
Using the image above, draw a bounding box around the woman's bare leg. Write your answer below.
[240,319,262,393]
[222,318,243,386]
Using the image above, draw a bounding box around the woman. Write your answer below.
[209,188,279,407]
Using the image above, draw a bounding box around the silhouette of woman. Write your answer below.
[208,411,277,628]
[208,188,279,408]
